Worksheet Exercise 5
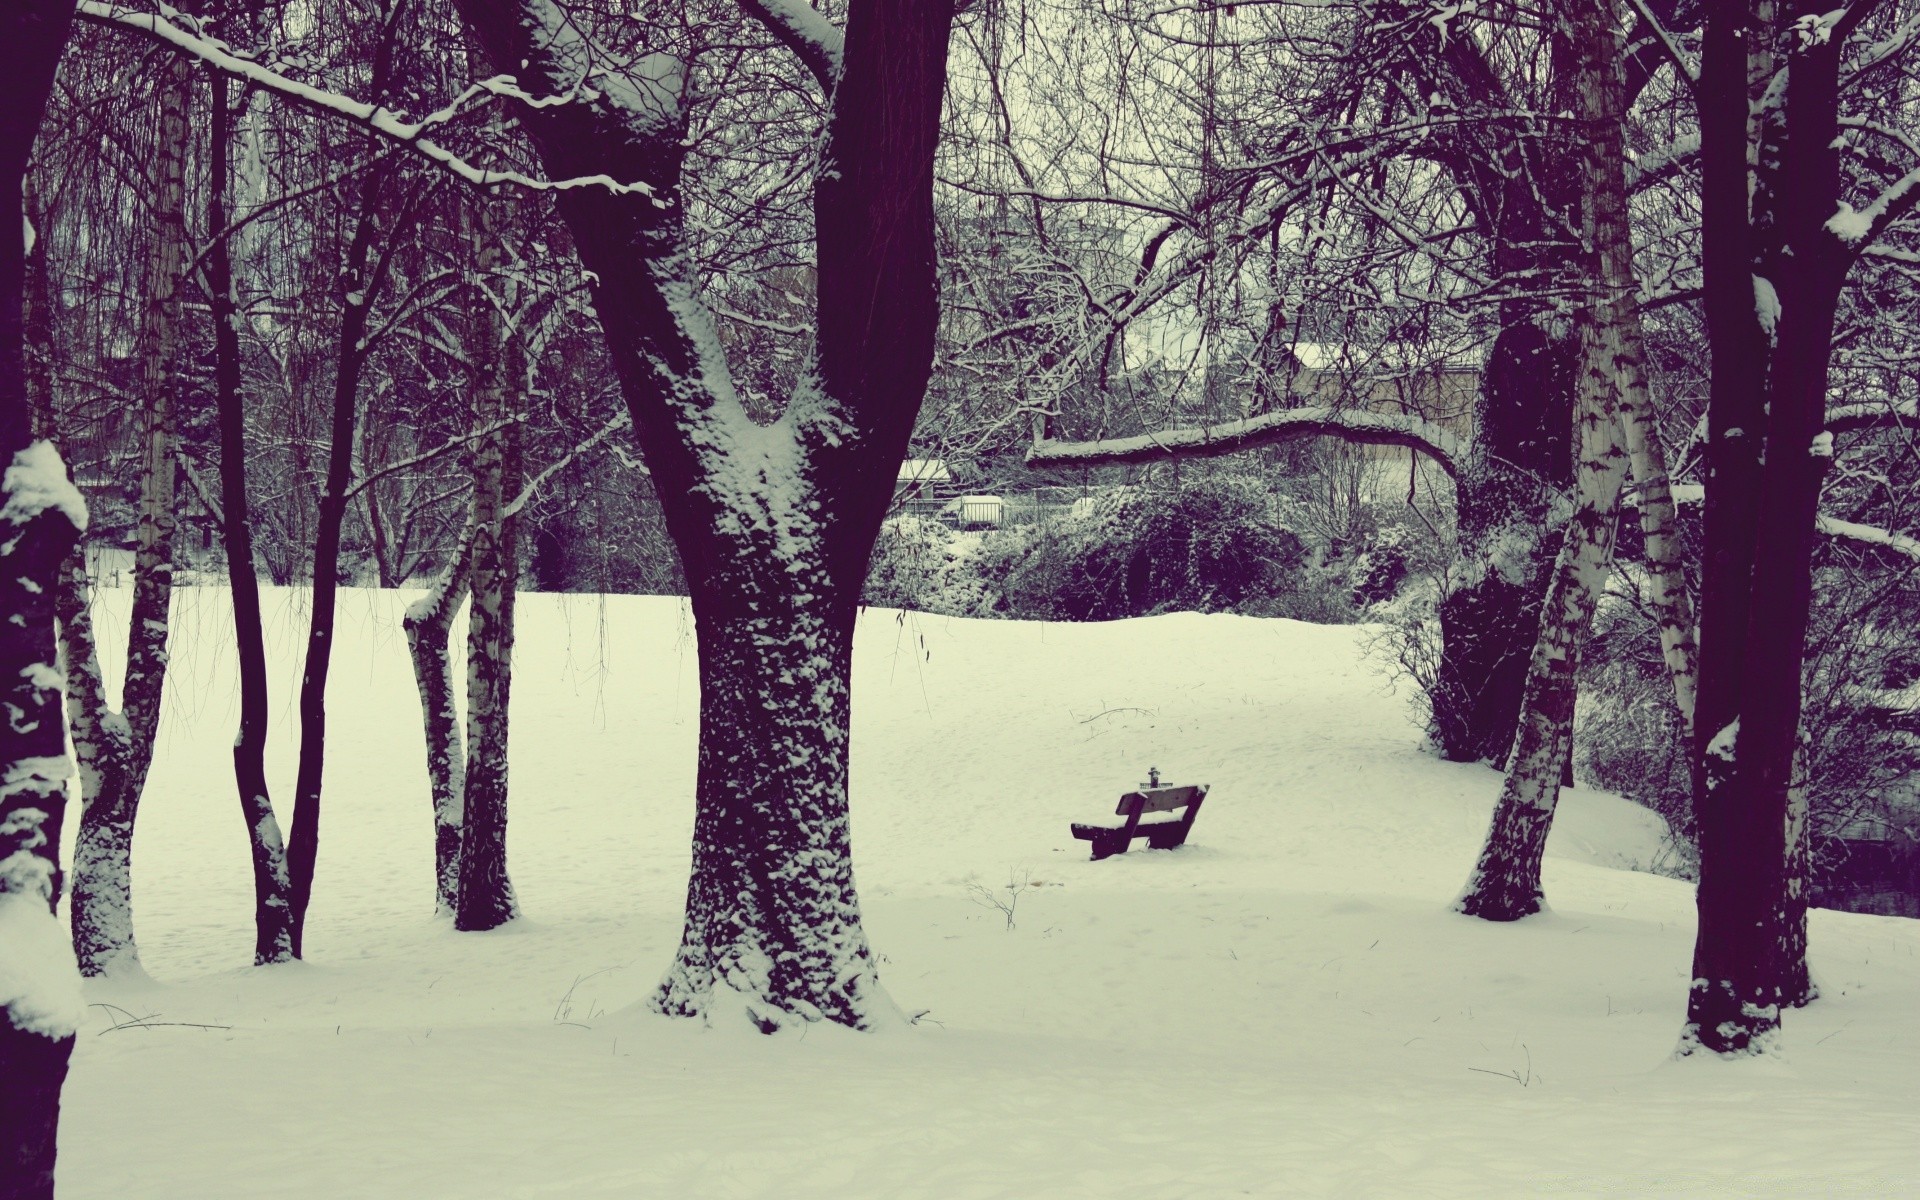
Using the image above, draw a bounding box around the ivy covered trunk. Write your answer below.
[1433,322,1572,765]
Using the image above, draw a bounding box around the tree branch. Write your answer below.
[1026,406,1466,479]
[738,0,843,93]
[75,2,664,201]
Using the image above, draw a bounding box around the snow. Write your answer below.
[51,588,1920,1197]
[1753,274,1781,341]
[0,440,88,532]
[1028,405,1466,479]
[0,888,85,1038]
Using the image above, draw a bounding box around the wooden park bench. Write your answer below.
[1070,769,1210,861]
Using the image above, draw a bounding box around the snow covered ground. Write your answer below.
[54,589,1920,1198]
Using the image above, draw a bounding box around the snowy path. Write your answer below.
[55,592,1920,1198]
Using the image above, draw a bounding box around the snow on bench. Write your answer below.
[1069,769,1210,861]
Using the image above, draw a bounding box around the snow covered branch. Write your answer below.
[1817,514,1920,563]
[75,2,662,201]
[739,0,844,92]
[1826,164,1920,252]
[1826,399,1920,434]
[1026,407,1466,479]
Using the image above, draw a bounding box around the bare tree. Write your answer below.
[448,0,953,1028]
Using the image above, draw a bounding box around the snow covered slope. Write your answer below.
[56,591,1920,1198]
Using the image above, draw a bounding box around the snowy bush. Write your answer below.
[996,474,1331,621]
[864,474,1353,622]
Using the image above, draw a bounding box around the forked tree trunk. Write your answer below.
[1684,0,1847,1056]
[287,159,393,957]
[68,49,191,977]
[405,517,473,917]
[59,553,135,973]
[455,0,952,1027]
[0,4,84,1192]
[207,68,294,965]
[1458,0,1641,920]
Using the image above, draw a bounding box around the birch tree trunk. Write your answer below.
[207,67,294,965]
[1457,0,1640,920]
[68,49,191,977]
[454,222,519,932]
[0,3,84,1192]
[1616,400,1697,736]
[404,517,473,918]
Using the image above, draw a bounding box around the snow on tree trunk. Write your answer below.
[1777,736,1815,1008]
[453,0,951,1028]
[2,7,83,1193]
[405,518,473,918]
[207,68,293,965]
[59,553,135,976]
[1684,3,1847,1057]
[0,446,86,1200]
[68,49,191,977]
[653,575,883,1030]
[455,234,519,933]
[1458,0,1638,920]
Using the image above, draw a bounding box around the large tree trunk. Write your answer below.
[1684,0,1844,1056]
[207,67,294,965]
[0,5,83,1194]
[454,0,952,1028]
[654,578,877,1029]
[1457,0,1639,920]
[68,48,191,977]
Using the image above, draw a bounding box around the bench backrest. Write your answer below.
[1115,784,1207,816]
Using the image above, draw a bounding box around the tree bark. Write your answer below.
[1684,0,1846,1057]
[1433,322,1573,766]
[207,66,294,965]
[286,159,393,957]
[1458,0,1638,920]
[405,516,473,916]
[454,0,951,1027]
[68,47,192,977]
[0,5,83,1195]
[454,219,519,932]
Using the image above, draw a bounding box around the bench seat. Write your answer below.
[1070,783,1208,861]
